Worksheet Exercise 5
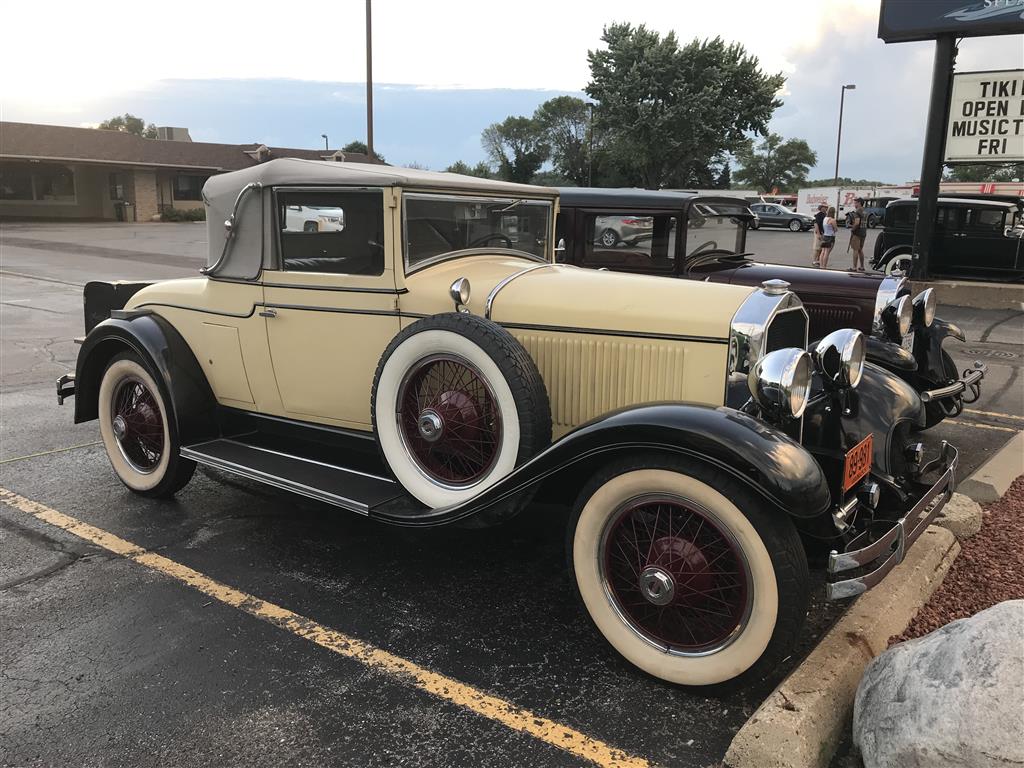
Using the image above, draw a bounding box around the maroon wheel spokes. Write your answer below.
[397,354,502,487]
[600,496,752,654]
[111,377,164,473]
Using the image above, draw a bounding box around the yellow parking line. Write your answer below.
[964,408,1024,422]
[0,487,652,768]
[0,441,102,464]
[950,421,1018,433]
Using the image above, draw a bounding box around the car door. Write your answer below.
[930,205,967,273]
[953,206,1014,273]
[263,187,400,428]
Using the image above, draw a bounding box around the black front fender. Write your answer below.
[865,335,917,373]
[913,317,963,385]
[371,403,832,527]
[73,313,218,445]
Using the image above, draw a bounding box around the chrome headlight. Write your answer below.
[814,329,866,389]
[891,294,913,337]
[872,275,908,338]
[913,288,936,327]
[748,348,812,419]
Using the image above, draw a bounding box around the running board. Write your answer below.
[180,438,404,514]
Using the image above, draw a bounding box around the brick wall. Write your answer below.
[131,169,159,221]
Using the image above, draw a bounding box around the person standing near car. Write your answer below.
[811,203,828,267]
[848,198,867,271]
[820,206,837,269]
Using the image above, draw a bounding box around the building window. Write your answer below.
[173,175,206,201]
[0,162,75,202]
[109,173,125,200]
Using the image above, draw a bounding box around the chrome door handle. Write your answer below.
[259,308,277,318]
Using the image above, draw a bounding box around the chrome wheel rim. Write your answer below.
[111,375,165,474]
[599,494,753,656]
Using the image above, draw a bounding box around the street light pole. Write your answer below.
[321,134,329,151]
[833,84,856,210]
[587,103,595,187]
[365,0,374,162]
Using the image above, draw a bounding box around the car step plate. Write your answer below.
[181,438,403,514]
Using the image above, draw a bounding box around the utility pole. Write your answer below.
[366,0,374,162]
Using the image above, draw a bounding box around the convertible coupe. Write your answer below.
[58,160,959,688]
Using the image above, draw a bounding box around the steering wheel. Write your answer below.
[469,233,512,248]
[689,240,718,256]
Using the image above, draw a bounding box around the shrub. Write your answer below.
[161,207,206,222]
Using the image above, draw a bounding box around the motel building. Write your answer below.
[0,121,371,222]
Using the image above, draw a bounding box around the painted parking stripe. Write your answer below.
[0,487,652,768]
[964,408,1024,422]
[0,441,102,465]
[949,421,1019,433]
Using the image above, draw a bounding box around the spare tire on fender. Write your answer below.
[371,312,551,509]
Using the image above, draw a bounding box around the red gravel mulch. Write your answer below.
[890,474,1024,645]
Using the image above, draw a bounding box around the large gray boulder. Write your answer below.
[853,599,1024,768]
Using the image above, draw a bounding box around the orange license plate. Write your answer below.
[842,434,873,492]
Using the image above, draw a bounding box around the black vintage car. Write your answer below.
[555,187,985,428]
[872,195,1024,281]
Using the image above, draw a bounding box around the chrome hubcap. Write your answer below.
[639,566,675,606]
[417,410,444,442]
[112,415,127,440]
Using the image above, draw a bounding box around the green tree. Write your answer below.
[533,96,593,186]
[944,163,1024,182]
[341,140,386,163]
[715,163,732,189]
[586,25,784,189]
[445,160,494,178]
[733,133,817,192]
[98,114,157,138]
[481,116,550,183]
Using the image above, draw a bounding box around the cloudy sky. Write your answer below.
[2,0,1022,182]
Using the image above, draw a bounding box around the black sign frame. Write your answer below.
[879,0,1024,44]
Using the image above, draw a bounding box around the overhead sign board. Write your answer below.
[945,69,1024,162]
[879,0,1024,43]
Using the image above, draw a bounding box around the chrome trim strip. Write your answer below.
[826,442,958,600]
[484,263,558,319]
[499,321,728,344]
[179,446,372,514]
[133,302,257,319]
[872,275,908,337]
[218,439,394,483]
[919,363,986,403]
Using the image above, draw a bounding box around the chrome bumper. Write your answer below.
[57,374,75,405]
[826,441,958,600]
[920,362,986,403]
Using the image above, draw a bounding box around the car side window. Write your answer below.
[584,213,677,271]
[888,205,915,228]
[964,208,1006,233]
[276,189,384,275]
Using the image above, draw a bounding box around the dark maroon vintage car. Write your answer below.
[555,188,985,428]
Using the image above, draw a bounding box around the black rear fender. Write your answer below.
[371,403,833,527]
[73,313,218,445]
[83,281,154,333]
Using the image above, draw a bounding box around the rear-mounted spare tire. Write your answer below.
[371,313,551,509]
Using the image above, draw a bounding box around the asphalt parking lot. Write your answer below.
[1,222,1022,767]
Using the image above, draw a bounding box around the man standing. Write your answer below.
[811,203,828,267]
[848,198,867,271]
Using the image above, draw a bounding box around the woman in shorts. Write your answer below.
[819,207,837,269]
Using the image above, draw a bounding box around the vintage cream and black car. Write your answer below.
[58,160,959,688]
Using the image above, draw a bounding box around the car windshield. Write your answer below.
[685,201,749,259]
[404,193,552,269]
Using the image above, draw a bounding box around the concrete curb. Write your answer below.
[909,278,1024,311]
[957,430,1024,504]
[723,527,960,768]
[934,492,983,540]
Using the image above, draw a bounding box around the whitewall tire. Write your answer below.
[372,313,550,509]
[569,457,809,687]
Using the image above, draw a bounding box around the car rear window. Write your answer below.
[276,189,385,275]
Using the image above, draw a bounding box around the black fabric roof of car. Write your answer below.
[555,187,701,209]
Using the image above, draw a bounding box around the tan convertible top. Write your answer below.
[203,157,559,202]
[201,159,558,277]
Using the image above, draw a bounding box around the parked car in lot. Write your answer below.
[283,204,345,232]
[556,187,984,428]
[872,196,1024,281]
[59,161,960,688]
[862,197,897,228]
[593,213,653,246]
[749,202,815,231]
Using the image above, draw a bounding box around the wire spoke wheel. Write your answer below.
[110,375,165,473]
[397,354,502,487]
[600,494,752,654]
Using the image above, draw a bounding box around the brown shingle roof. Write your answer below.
[0,121,371,171]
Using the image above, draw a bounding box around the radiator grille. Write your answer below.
[514,334,687,430]
[765,308,808,353]
[807,305,857,341]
